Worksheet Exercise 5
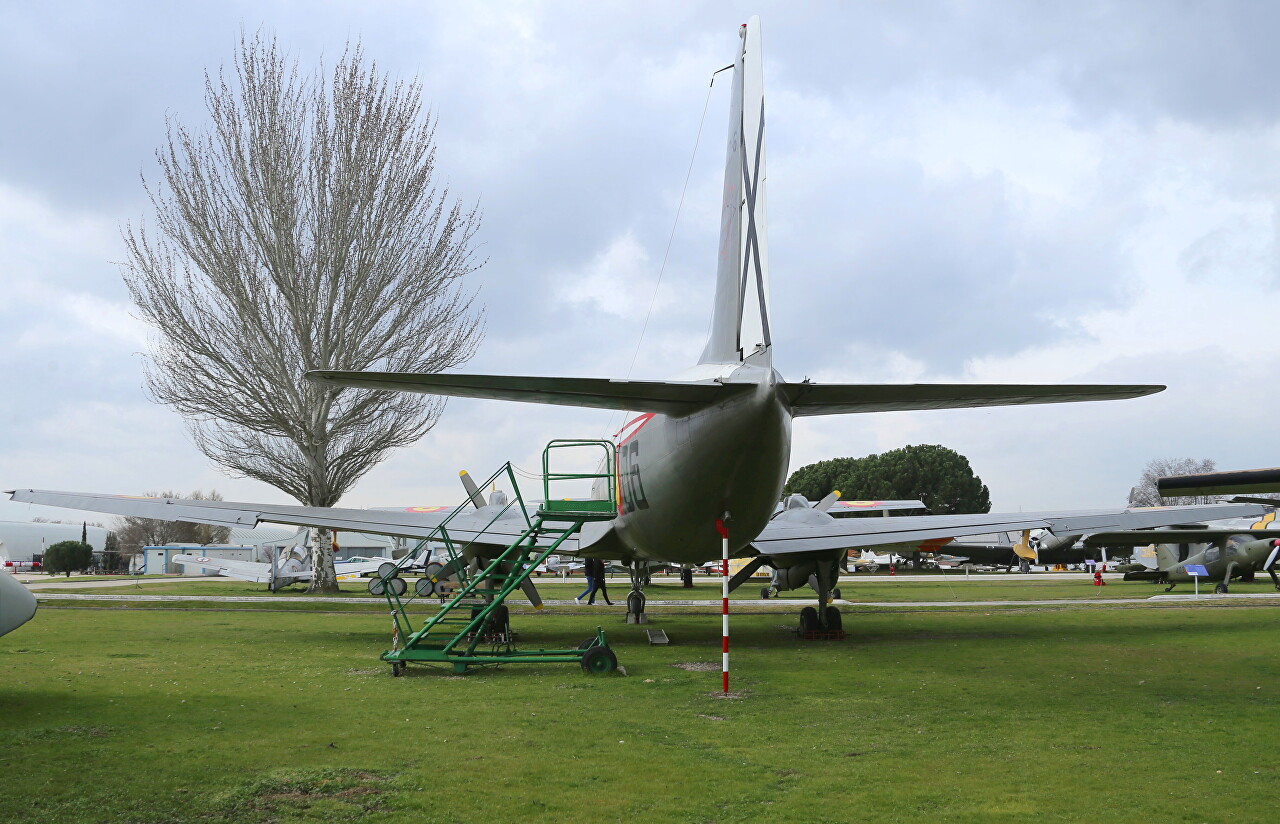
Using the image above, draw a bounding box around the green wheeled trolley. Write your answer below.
[376,440,620,675]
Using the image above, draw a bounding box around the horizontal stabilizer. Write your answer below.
[308,370,749,415]
[1086,529,1280,547]
[781,382,1164,417]
[1160,467,1280,498]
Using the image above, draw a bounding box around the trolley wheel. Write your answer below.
[799,606,819,633]
[578,637,597,650]
[825,605,843,632]
[415,577,437,597]
[580,645,618,674]
[368,578,386,595]
[832,587,842,601]
[378,562,398,579]
[760,586,770,600]
[626,590,646,616]
[390,662,404,677]
[389,576,408,597]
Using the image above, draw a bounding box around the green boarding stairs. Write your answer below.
[377,440,620,676]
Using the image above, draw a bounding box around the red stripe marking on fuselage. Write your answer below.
[615,413,655,447]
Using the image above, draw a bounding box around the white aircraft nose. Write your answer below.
[0,571,37,637]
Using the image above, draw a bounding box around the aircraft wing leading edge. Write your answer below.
[751,503,1271,555]
[782,382,1164,416]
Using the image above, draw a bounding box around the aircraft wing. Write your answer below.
[1085,529,1280,547]
[751,503,1272,556]
[780,382,1163,416]
[5,489,568,549]
[174,555,289,584]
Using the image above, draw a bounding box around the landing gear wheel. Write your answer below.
[415,577,436,597]
[760,586,771,600]
[1164,583,1176,592]
[831,588,842,601]
[1215,582,1229,594]
[389,576,408,597]
[485,604,511,636]
[581,645,618,674]
[368,578,386,595]
[378,562,398,579]
[825,605,843,632]
[626,590,646,617]
[799,606,819,633]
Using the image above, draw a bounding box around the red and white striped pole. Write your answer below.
[715,517,730,694]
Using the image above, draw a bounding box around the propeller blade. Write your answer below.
[814,490,842,512]
[459,470,487,509]
[518,577,544,609]
[1012,529,1038,561]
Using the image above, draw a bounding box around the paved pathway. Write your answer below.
[32,592,1280,609]
[21,577,224,591]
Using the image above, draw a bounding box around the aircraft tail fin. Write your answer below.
[308,370,752,415]
[1155,543,1180,571]
[701,16,772,367]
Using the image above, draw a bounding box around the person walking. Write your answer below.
[587,557,613,606]
[573,557,595,605]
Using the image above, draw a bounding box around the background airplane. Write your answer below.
[1087,513,1280,592]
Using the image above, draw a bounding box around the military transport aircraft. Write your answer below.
[1087,512,1280,593]
[6,17,1270,637]
[0,572,37,638]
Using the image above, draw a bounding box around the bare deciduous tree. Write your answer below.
[122,33,484,592]
[1128,457,1222,507]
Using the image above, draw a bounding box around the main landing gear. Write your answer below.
[626,562,649,624]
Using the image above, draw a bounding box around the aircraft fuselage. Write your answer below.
[602,361,791,565]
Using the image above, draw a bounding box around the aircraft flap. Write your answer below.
[1085,529,1280,546]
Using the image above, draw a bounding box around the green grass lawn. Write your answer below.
[3,604,1279,823]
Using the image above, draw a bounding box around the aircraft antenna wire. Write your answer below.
[603,69,724,440]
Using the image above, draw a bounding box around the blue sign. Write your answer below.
[1184,564,1209,577]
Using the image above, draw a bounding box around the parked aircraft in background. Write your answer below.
[174,546,396,591]
[1088,513,1280,592]
[6,17,1270,637]
[0,572,37,638]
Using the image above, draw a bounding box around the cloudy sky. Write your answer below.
[4,1,1279,527]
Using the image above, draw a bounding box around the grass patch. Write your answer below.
[3,605,1279,822]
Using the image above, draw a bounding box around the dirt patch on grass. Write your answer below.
[672,661,720,671]
[213,767,393,822]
